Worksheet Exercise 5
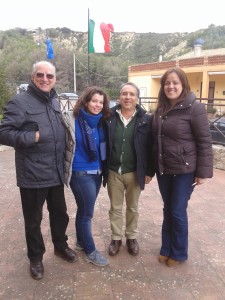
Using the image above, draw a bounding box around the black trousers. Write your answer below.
[20,185,69,262]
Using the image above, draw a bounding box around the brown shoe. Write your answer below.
[166,258,182,267]
[30,261,44,280]
[158,255,169,263]
[108,240,122,256]
[126,239,139,256]
[54,246,78,262]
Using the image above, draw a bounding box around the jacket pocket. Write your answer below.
[26,108,46,123]
[20,121,39,132]
[26,108,46,114]
[163,143,185,165]
[24,153,55,183]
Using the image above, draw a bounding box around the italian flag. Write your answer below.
[88,19,114,53]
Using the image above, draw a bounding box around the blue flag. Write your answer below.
[46,38,54,60]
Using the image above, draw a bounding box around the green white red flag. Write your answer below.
[88,19,114,53]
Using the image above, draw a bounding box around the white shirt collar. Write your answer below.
[116,108,137,126]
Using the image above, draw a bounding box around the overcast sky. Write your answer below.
[1,0,224,33]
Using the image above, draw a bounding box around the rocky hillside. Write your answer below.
[27,24,225,64]
[30,28,191,64]
[1,24,225,65]
[1,24,225,98]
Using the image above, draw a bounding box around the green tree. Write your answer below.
[0,69,11,115]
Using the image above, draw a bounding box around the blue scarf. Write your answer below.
[78,109,106,162]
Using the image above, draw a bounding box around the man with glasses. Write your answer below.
[0,61,77,280]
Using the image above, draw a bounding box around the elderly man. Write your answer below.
[0,61,77,280]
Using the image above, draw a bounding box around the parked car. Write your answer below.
[109,100,118,108]
[59,92,78,100]
[18,83,29,93]
[209,117,225,146]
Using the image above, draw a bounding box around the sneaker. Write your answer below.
[84,250,109,267]
[75,242,84,251]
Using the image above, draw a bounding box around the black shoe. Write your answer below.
[54,246,78,262]
[30,261,44,280]
[108,240,122,256]
[126,239,139,256]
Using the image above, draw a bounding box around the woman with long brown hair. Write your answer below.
[63,86,110,267]
[152,67,213,267]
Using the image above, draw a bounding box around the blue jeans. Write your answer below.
[156,172,195,261]
[70,171,102,254]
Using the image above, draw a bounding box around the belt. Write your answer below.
[86,170,102,175]
[73,170,102,175]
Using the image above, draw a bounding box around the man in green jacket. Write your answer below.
[104,82,155,256]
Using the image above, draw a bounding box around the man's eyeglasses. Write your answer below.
[35,72,55,79]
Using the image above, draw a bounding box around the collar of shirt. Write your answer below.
[116,109,137,126]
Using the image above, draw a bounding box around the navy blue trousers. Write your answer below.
[156,172,195,261]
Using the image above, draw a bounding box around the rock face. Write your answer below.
[213,145,225,170]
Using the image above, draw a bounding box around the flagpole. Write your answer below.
[88,8,90,85]
[73,53,76,93]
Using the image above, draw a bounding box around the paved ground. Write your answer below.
[0,146,225,300]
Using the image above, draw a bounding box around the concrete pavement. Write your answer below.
[0,146,225,300]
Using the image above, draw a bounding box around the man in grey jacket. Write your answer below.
[0,61,77,280]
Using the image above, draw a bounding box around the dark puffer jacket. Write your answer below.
[152,92,213,178]
[104,104,155,190]
[0,81,66,188]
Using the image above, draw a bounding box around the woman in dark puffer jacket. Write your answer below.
[152,67,213,267]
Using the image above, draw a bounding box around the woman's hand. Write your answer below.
[193,177,207,186]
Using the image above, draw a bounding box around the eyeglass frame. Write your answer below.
[35,72,55,79]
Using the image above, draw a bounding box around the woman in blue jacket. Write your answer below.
[63,86,110,267]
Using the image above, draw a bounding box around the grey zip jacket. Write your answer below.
[0,81,66,188]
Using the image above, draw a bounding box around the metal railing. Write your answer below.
[59,97,225,146]
[139,97,225,115]
[138,97,225,146]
